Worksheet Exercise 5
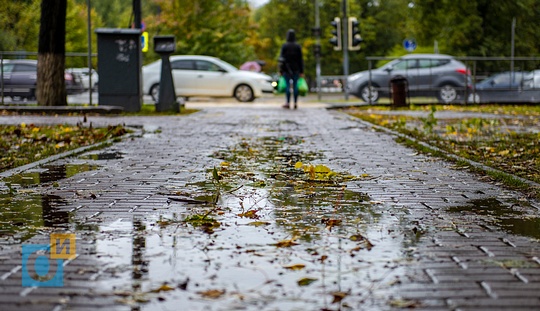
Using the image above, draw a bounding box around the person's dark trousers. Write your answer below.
[283,72,299,106]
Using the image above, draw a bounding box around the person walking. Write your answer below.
[279,29,304,109]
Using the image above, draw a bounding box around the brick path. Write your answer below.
[1,103,540,310]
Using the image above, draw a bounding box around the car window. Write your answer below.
[418,59,450,68]
[393,59,418,70]
[171,60,195,70]
[13,64,36,72]
[195,60,223,72]
[1,63,14,73]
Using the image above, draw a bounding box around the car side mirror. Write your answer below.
[384,67,393,72]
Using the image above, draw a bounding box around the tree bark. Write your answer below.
[37,0,67,106]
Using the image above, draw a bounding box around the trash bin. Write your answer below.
[390,76,408,107]
[95,28,142,112]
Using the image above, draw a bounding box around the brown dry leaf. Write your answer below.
[283,264,306,271]
[331,291,348,303]
[322,218,342,230]
[197,289,226,299]
[238,210,259,219]
[273,238,299,248]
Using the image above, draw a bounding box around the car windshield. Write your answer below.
[1,63,14,73]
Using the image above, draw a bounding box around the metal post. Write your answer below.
[511,17,516,77]
[87,0,92,106]
[315,0,321,101]
[342,0,349,101]
[133,0,142,29]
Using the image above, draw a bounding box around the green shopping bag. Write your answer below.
[297,77,308,96]
[277,76,287,94]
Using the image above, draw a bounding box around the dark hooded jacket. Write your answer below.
[279,30,304,75]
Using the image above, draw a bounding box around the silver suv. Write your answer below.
[347,54,471,103]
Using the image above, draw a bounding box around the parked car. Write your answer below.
[347,53,472,103]
[0,59,84,100]
[142,55,274,102]
[67,67,98,91]
[468,71,540,103]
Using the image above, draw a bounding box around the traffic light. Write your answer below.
[330,17,341,51]
[348,17,362,51]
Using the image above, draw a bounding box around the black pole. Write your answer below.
[342,0,349,101]
[133,0,142,29]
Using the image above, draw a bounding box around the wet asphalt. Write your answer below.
[1,100,540,311]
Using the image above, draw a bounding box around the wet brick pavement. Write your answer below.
[1,102,540,310]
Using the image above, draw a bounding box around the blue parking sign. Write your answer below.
[403,39,417,52]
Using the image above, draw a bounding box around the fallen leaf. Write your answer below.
[283,264,306,271]
[273,238,299,248]
[331,291,348,303]
[297,277,317,286]
[197,289,225,299]
[248,221,270,227]
[150,283,175,293]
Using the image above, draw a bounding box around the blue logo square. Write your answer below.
[22,244,64,287]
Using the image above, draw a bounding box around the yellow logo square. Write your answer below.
[50,233,76,260]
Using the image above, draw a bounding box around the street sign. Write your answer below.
[403,38,416,52]
[141,31,149,52]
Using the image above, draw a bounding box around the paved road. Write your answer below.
[1,103,540,311]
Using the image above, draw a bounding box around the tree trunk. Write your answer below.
[37,0,67,106]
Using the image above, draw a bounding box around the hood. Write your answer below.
[286,29,296,42]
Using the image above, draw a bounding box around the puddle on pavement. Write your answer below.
[3,163,98,187]
[448,198,540,239]
[0,162,99,243]
[90,135,414,310]
[0,193,71,243]
[79,151,124,160]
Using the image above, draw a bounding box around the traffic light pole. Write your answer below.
[341,0,349,101]
[315,0,322,101]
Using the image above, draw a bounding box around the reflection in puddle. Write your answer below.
[3,163,98,186]
[0,193,70,242]
[449,198,540,239]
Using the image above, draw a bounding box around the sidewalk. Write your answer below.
[1,103,540,310]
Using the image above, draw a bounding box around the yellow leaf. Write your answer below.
[498,150,510,156]
[197,289,225,299]
[314,164,331,173]
[150,283,175,293]
[294,161,303,169]
[220,161,230,167]
[283,264,306,271]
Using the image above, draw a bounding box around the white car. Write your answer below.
[67,68,98,90]
[142,55,274,102]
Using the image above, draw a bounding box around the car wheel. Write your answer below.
[150,84,159,102]
[234,84,254,102]
[360,85,379,102]
[437,84,458,103]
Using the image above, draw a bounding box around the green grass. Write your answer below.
[345,105,540,198]
[0,123,128,172]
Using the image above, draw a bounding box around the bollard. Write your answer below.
[390,76,408,108]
